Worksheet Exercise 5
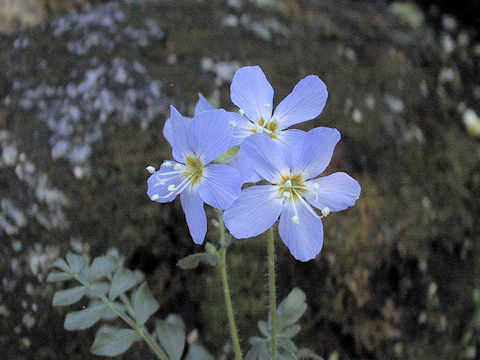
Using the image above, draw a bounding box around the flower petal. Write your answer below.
[180,188,207,244]
[273,75,328,129]
[278,200,324,262]
[291,127,340,179]
[163,116,192,147]
[231,148,262,184]
[230,66,274,123]
[223,185,283,239]
[170,106,191,163]
[188,110,233,163]
[197,164,242,210]
[147,163,185,203]
[229,112,256,145]
[242,133,290,183]
[305,172,361,212]
[194,93,216,116]
[274,129,305,153]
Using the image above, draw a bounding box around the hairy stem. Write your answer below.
[73,273,169,360]
[217,210,243,360]
[267,227,277,359]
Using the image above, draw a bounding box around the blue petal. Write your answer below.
[291,127,340,180]
[170,106,191,163]
[231,148,262,184]
[273,75,328,129]
[229,112,256,146]
[180,188,207,244]
[223,185,283,239]
[194,93,216,115]
[230,66,274,123]
[147,163,185,203]
[197,164,242,210]
[305,172,361,212]
[274,129,306,153]
[163,116,192,147]
[242,133,290,183]
[278,200,324,262]
[188,110,233,163]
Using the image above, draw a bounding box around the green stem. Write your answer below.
[267,227,277,360]
[217,210,243,360]
[74,273,169,360]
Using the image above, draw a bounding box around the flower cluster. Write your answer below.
[147,66,360,261]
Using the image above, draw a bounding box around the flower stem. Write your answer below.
[217,210,243,360]
[73,273,169,360]
[267,226,277,360]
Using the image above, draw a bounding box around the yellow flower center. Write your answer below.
[185,156,204,185]
[250,118,279,139]
[278,174,307,200]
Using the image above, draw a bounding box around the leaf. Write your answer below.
[296,348,324,360]
[109,268,141,300]
[156,315,186,360]
[186,344,214,360]
[47,272,73,282]
[278,324,301,339]
[132,282,159,325]
[86,282,110,298]
[245,338,268,360]
[91,326,140,356]
[277,337,298,355]
[215,145,240,164]
[52,258,71,272]
[66,253,86,273]
[257,320,269,337]
[277,288,307,330]
[53,286,87,306]
[90,255,117,281]
[177,253,218,269]
[64,303,107,330]
[89,300,125,320]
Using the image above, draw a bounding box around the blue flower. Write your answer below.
[229,65,328,145]
[163,93,215,146]
[223,128,361,261]
[148,106,242,244]
[228,65,328,182]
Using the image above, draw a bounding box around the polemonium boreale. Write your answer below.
[147,106,242,244]
[228,65,328,182]
[223,128,361,261]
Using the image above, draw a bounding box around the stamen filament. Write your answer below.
[292,189,321,219]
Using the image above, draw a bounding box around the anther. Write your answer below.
[284,179,292,187]
[292,215,299,224]
[313,183,320,191]
[167,184,176,191]
[173,164,182,170]
[264,103,271,108]
[229,121,236,128]
[239,109,245,116]
[163,161,172,167]
[322,207,330,217]
[150,194,160,201]
[146,166,156,174]
[282,191,291,198]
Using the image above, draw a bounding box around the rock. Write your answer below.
[0,1,479,359]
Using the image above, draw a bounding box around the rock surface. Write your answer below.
[1,0,479,359]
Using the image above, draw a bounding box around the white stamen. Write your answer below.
[229,121,236,128]
[146,166,156,174]
[150,194,160,201]
[293,189,321,219]
[239,109,245,116]
[264,103,271,108]
[313,183,320,191]
[284,180,292,187]
[292,215,299,224]
[167,184,176,191]
[163,161,172,167]
[173,163,183,170]
[322,207,330,217]
[282,191,291,198]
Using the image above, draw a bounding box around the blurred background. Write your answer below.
[1,0,479,359]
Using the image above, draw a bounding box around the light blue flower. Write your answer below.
[223,128,361,261]
[228,65,328,182]
[148,106,242,244]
